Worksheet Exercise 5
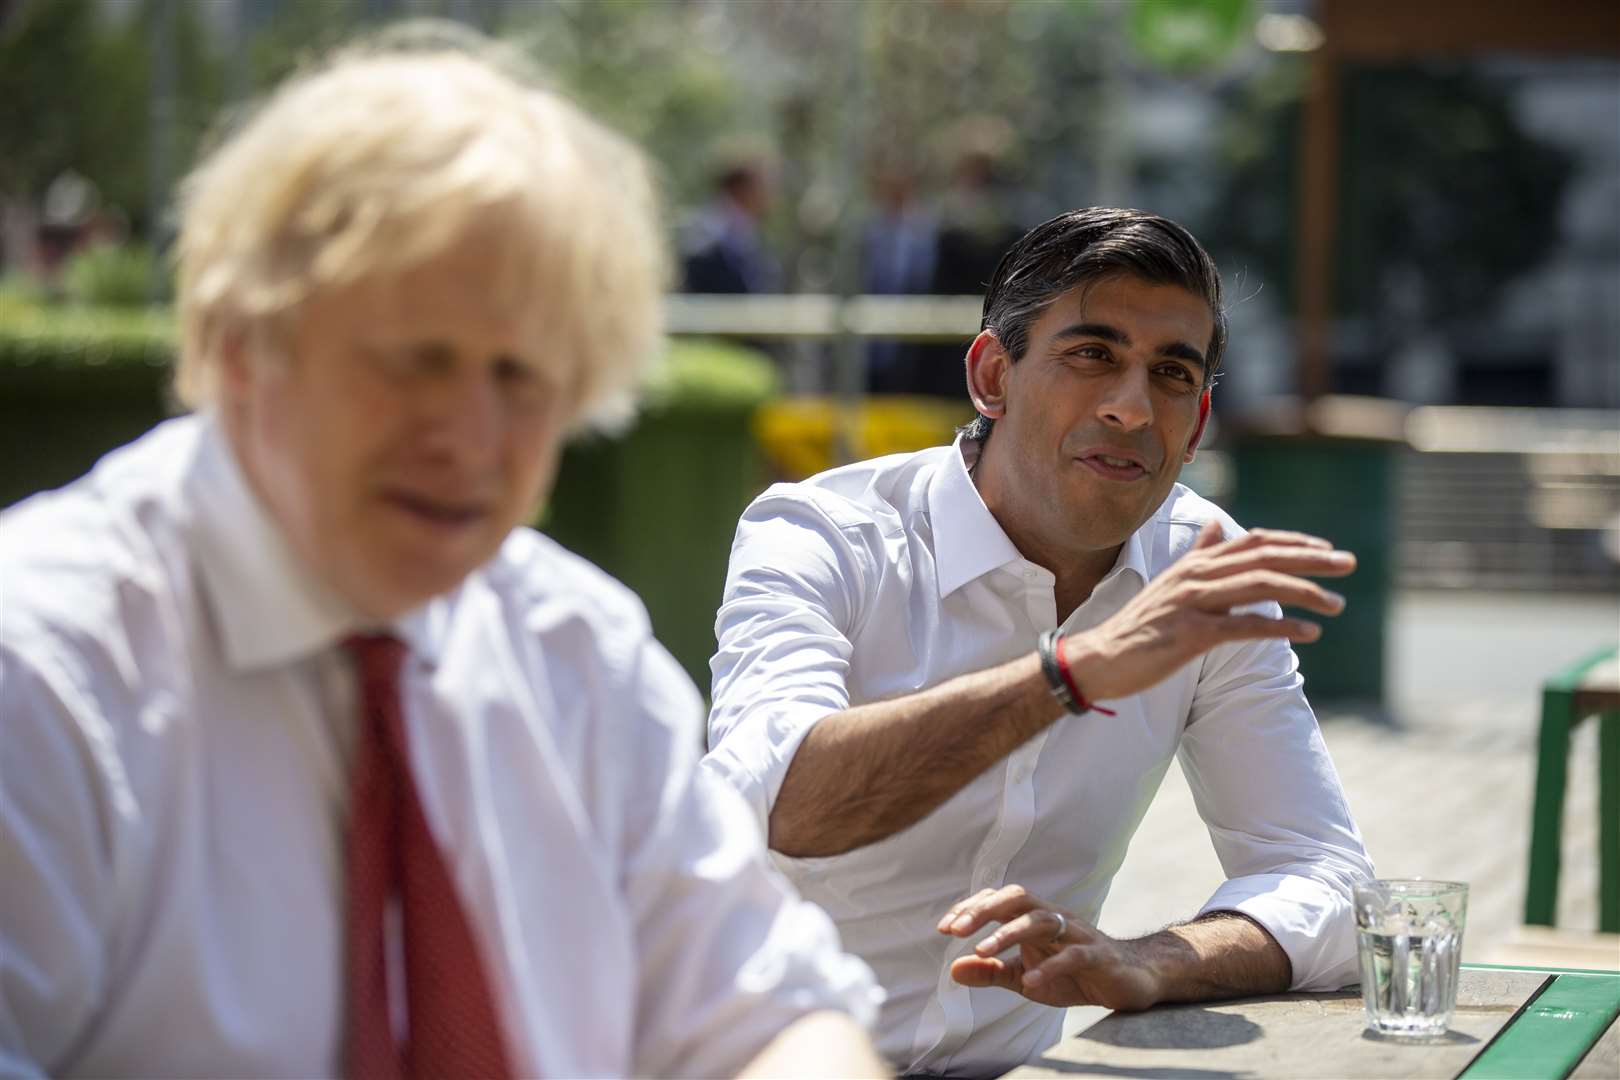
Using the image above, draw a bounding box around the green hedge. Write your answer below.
[0,302,773,408]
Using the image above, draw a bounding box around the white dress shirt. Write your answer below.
[0,415,879,1079]
[702,437,1374,1077]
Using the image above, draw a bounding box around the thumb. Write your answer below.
[1193,519,1225,550]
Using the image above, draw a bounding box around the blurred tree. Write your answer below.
[246,0,368,89]
[0,0,223,236]
[502,0,757,210]
[0,0,146,212]
[1128,0,1251,73]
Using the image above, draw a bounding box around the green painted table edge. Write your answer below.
[1466,962,1619,976]
[1458,970,1620,1080]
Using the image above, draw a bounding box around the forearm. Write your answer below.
[734,1010,890,1079]
[1135,912,1292,1007]
[768,652,1062,857]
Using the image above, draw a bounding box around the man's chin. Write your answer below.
[341,546,497,621]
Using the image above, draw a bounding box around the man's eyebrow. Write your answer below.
[1052,322,1128,346]
[1052,322,1207,369]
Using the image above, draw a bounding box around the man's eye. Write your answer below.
[1157,364,1195,383]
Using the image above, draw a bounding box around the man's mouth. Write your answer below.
[1074,448,1150,481]
[383,490,490,529]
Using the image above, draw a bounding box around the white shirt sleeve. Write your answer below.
[0,644,117,1077]
[620,631,879,1078]
[1179,618,1376,991]
[702,494,871,836]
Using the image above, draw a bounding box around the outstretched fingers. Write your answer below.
[936,884,1047,937]
[1220,527,1334,552]
[1202,544,1358,581]
[949,953,1026,991]
[1205,611,1325,644]
[1194,569,1347,617]
[973,908,1078,956]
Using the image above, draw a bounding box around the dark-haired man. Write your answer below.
[703,208,1374,1076]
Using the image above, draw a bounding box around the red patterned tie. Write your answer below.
[343,634,514,1080]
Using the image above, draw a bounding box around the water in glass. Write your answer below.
[1353,879,1468,1037]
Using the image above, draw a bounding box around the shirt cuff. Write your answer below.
[1199,873,1360,991]
[699,704,839,838]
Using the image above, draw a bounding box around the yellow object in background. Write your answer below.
[753,396,973,481]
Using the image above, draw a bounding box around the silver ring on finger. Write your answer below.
[1050,911,1068,942]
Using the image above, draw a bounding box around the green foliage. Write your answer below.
[502,1,758,208]
[1127,0,1252,74]
[0,0,225,230]
[0,301,775,413]
[0,0,147,209]
[0,299,176,370]
[245,0,368,90]
[61,245,174,307]
[650,339,779,412]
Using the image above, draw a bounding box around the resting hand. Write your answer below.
[1062,522,1355,704]
[937,885,1159,1011]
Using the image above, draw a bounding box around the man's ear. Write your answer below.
[1183,387,1212,463]
[965,330,1011,420]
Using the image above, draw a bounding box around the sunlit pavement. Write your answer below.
[1098,589,1619,959]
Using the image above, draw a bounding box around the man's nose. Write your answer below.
[1096,366,1153,431]
[421,367,504,465]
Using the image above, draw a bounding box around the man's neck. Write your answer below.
[971,438,1122,622]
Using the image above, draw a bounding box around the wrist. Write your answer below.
[1057,630,1109,706]
[1129,930,1194,1007]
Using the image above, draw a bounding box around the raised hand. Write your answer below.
[938,885,1160,1011]
[1061,521,1355,704]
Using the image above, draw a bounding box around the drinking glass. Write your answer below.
[1353,878,1469,1037]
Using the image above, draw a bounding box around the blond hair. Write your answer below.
[175,35,667,434]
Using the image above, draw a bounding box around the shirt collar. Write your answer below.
[184,412,448,672]
[927,436,1025,598]
[1108,515,1152,590]
[926,435,1155,599]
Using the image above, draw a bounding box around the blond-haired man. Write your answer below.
[0,38,884,1078]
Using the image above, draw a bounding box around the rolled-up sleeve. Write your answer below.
[622,635,880,1078]
[1178,617,1375,992]
[702,492,872,835]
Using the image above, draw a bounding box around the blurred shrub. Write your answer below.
[0,297,175,369]
[0,274,50,320]
[61,244,174,307]
[643,336,778,412]
[0,299,769,407]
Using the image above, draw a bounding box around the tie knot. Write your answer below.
[343,632,408,685]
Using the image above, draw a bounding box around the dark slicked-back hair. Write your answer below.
[961,207,1227,443]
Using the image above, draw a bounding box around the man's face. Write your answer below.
[221,232,568,620]
[976,275,1214,556]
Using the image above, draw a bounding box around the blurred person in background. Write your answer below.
[704,208,1374,1077]
[0,33,886,1079]
[894,117,1031,398]
[680,151,782,296]
[863,152,940,394]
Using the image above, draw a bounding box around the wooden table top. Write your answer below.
[1003,966,1620,1080]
